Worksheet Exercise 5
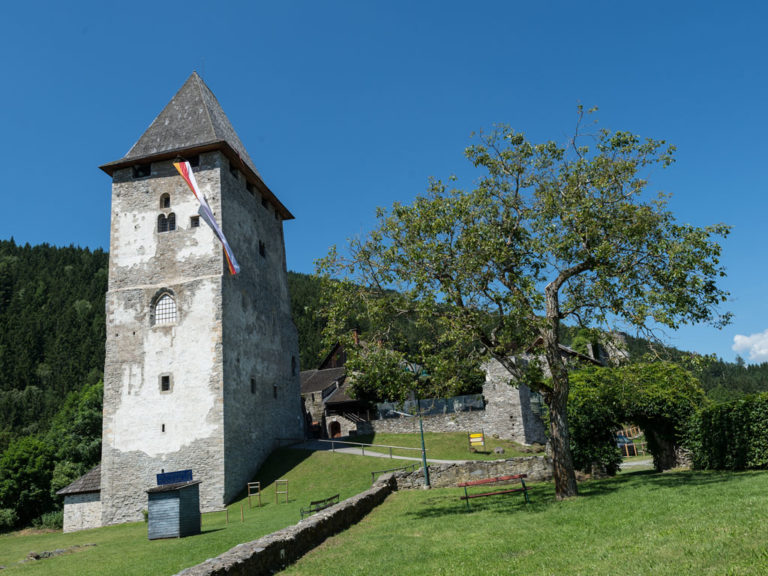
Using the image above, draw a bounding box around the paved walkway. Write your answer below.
[620,457,654,469]
[294,439,466,464]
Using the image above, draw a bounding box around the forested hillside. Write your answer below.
[0,240,107,453]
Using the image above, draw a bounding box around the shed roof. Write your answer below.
[146,480,202,494]
[56,465,101,496]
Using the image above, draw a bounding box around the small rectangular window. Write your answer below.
[160,374,172,393]
[259,240,265,258]
[229,162,239,180]
[190,216,200,228]
[246,182,256,196]
[132,164,151,179]
[161,423,166,433]
[273,384,278,399]
[261,198,268,209]
[250,378,256,394]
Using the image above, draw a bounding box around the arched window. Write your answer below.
[160,193,171,209]
[157,213,176,233]
[151,292,177,326]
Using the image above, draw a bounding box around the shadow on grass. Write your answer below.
[406,484,557,519]
[406,468,768,520]
[226,447,313,504]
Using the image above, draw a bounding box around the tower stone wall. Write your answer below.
[99,74,303,526]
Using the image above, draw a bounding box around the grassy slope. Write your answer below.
[281,469,768,576]
[0,448,387,576]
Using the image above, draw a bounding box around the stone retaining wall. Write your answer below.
[392,456,553,489]
[370,411,485,435]
[174,476,397,576]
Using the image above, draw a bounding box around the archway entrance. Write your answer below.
[329,421,342,438]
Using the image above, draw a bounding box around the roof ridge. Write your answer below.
[194,72,217,148]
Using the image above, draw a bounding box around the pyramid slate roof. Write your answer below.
[56,464,101,496]
[100,72,293,219]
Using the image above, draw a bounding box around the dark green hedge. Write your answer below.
[687,392,768,470]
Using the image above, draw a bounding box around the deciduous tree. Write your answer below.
[319,108,729,499]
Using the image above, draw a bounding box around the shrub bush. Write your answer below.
[569,362,706,473]
[32,509,63,530]
[687,392,768,470]
[0,507,18,532]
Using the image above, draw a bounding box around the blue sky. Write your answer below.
[1,1,765,362]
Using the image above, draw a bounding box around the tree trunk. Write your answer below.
[543,275,580,499]
[545,371,579,499]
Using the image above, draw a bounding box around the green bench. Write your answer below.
[300,493,340,519]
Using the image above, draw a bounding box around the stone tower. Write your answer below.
[98,73,303,526]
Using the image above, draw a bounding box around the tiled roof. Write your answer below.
[324,379,358,405]
[56,465,101,496]
[300,367,346,395]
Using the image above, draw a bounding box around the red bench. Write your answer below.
[458,474,530,509]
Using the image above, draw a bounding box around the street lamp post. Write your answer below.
[392,405,431,489]
[417,399,431,488]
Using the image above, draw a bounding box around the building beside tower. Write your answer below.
[90,72,303,527]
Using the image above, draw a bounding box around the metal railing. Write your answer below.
[370,463,417,484]
[317,439,426,459]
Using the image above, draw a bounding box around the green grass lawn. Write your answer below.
[280,469,768,576]
[5,444,766,576]
[0,448,388,576]
[352,431,539,460]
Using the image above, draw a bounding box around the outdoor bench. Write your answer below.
[457,474,530,509]
[300,493,340,519]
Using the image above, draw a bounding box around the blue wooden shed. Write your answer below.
[146,479,202,540]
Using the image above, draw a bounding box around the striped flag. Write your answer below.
[173,161,240,275]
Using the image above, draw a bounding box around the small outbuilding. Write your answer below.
[56,464,102,533]
[146,479,202,540]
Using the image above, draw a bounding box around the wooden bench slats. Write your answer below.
[458,474,530,509]
[460,487,526,500]
[458,474,526,488]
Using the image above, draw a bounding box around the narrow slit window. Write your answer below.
[229,162,239,179]
[161,375,170,392]
[190,215,200,228]
[251,378,256,394]
[259,240,266,258]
